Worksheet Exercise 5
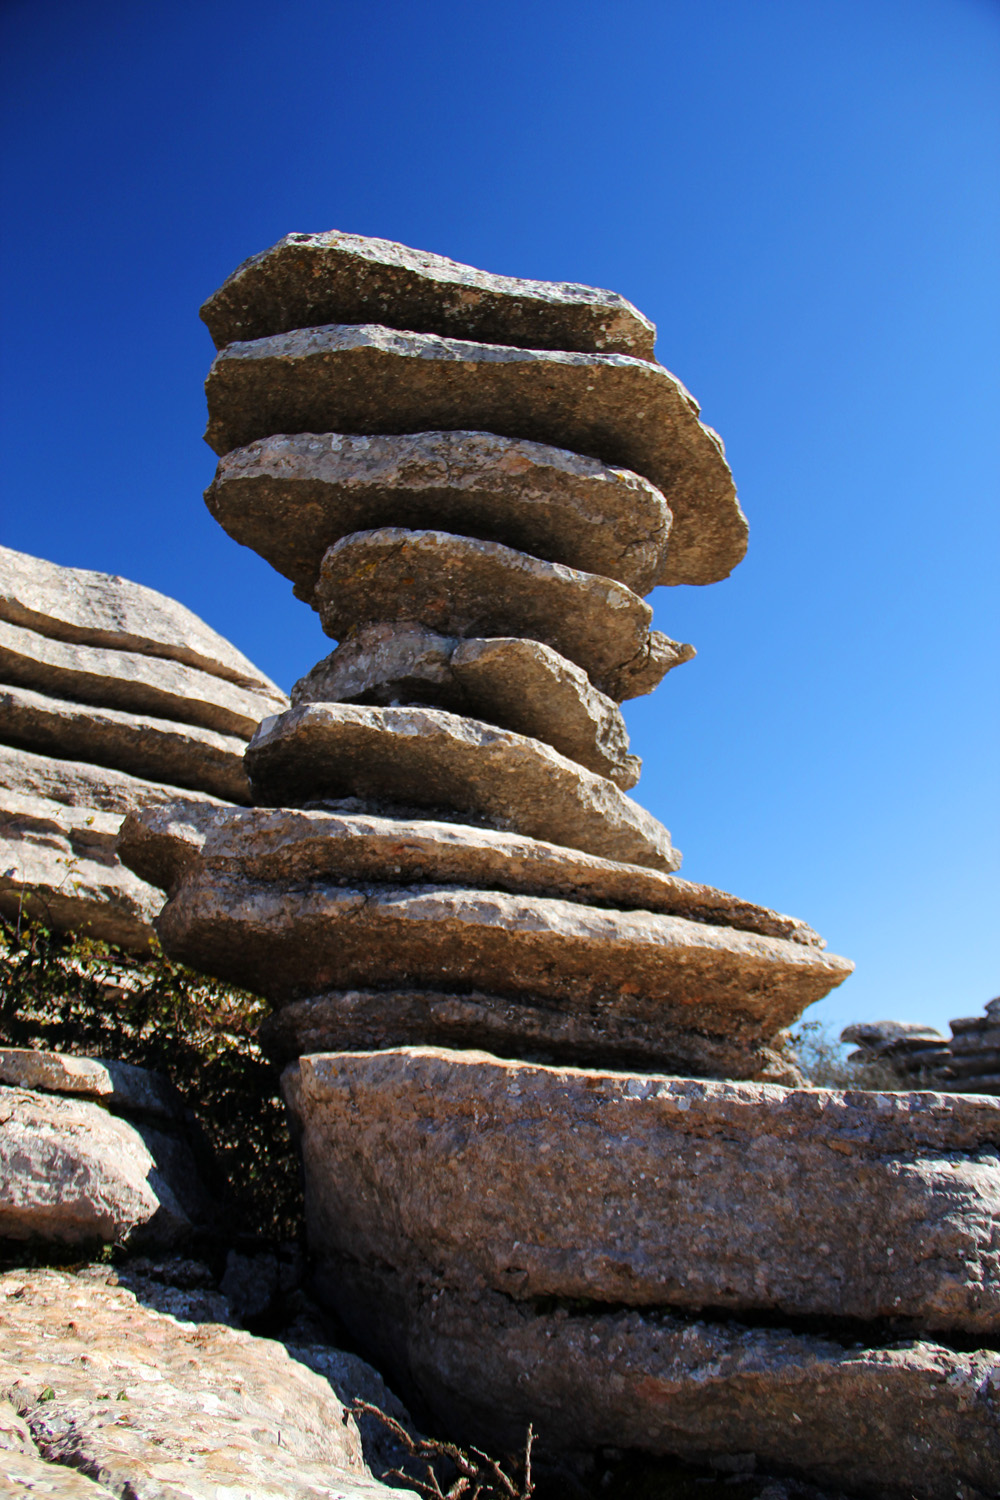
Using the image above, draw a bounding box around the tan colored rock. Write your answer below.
[0,681,252,802]
[0,1268,411,1499]
[0,743,224,817]
[0,1050,182,1122]
[260,989,801,1082]
[205,429,671,598]
[0,543,281,693]
[0,1087,208,1247]
[313,528,664,699]
[288,1048,1000,1334]
[354,1279,1000,1500]
[0,618,287,738]
[601,628,696,700]
[201,228,657,359]
[203,323,746,587]
[293,627,641,786]
[154,875,852,1050]
[118,801,825,946]
[245,702,678,869]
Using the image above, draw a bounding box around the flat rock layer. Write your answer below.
[0,742,225,817]
[245,703,678,870]
[153,876,852,1052]
[314,528,658,698]
[0,617,287,738]
[207,430,671,597]
[334,1276,1000,1500]
[0,1049,182,1122]
[0,543,280,693]
[1,681,252,802]
[294,628,641,786]
[0,1268,409,1500]
[203,324,745,587]
[288,1048,1000,1334]
[117,801,825,946]
[201,228,657,359]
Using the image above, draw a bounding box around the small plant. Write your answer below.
[788,1018,904,1090]
[352,1398,534,1500]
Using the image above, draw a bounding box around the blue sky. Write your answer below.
[1,0,997,1037]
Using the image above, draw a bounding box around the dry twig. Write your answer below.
[351,1398,534,1500]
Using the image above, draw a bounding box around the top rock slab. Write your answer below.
[201,230,657,360]
[0,544,281,695]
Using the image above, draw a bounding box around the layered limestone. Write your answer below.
[0,1050,183,1122]
[294,628,641,785]
[0,1269,411,1500]
[0,543,281,693]
[0,743,223,818]
[313,528,666,700]
[245,703,678,870]
[203,323,746,588]
[201,227,658,359]
[287,1048,1000,1335]
[206,430,671,598]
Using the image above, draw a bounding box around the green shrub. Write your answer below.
[788,1018,904,1090]
[0,911,302,1241]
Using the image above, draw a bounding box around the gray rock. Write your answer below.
[287,1047,1000,1334]
[0,1268,412,1499]
[293,626,642,786]
[201,228,657,359]
[0,742,225,816]
[312,528,668,701]
[0,681,252,802]
[245,702,679,869]
[0,1087,209,1248]
[260,988,802,1082]
[154,875,852,1048]
[0,1050,183,1123]
[0,543,282,694]
[0,617,286,738]
[117,801,826,947]
[205,429,671,598]
[203,323,746,588]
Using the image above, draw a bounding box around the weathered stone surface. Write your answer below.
[288,1048,1000,1334]
[153,875,852,1050]
[0,543,281,693]
[260,989,801,1082]
[601,628,696,700]
[202,228,658,359]
[246,703,678,869]
[0,681,252,802]
[0,1050,183,1123]
[343,1277,1000,1500]
[206,430,671,597]
[0,1268,411,1499]
[0,743,224,817]
[203,323,746,588]
[118,801,826,946]
[0,1088,210,1247]
[0,790,163,950]
[293,627,642,786]
[0,618,287,738]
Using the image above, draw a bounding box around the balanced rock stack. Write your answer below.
[0,544,287,949]
[118,234,1000,1497]
[844,1001,1000,1095]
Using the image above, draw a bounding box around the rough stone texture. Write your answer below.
[206,429,671,598]
[0,543,281,693]
[0,1050,183,1123]
[0,617,286,738]
[293,627,642,786]
[314,527,660,700]
[153,875,852,1053]
[260,989,801,1082]
[345,1277,1000,1500]
[0,1087,211,1248]
[203,323,746,588]
[287,1048,1000,1334]
[245,702,679,870]
[201,228,657,359]
[1,681,252,802]
[0,743,223,818]
[0,1268,411,1499]
[117,801,826,946]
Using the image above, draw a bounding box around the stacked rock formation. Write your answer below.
[844,999,1000,1095]
[117,233,1000,1496]
[0,545,287,949]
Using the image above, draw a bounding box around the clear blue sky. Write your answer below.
[2,0,997,1038]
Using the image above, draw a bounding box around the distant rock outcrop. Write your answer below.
[843,997,1000,1094]
[0,544,287,948]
